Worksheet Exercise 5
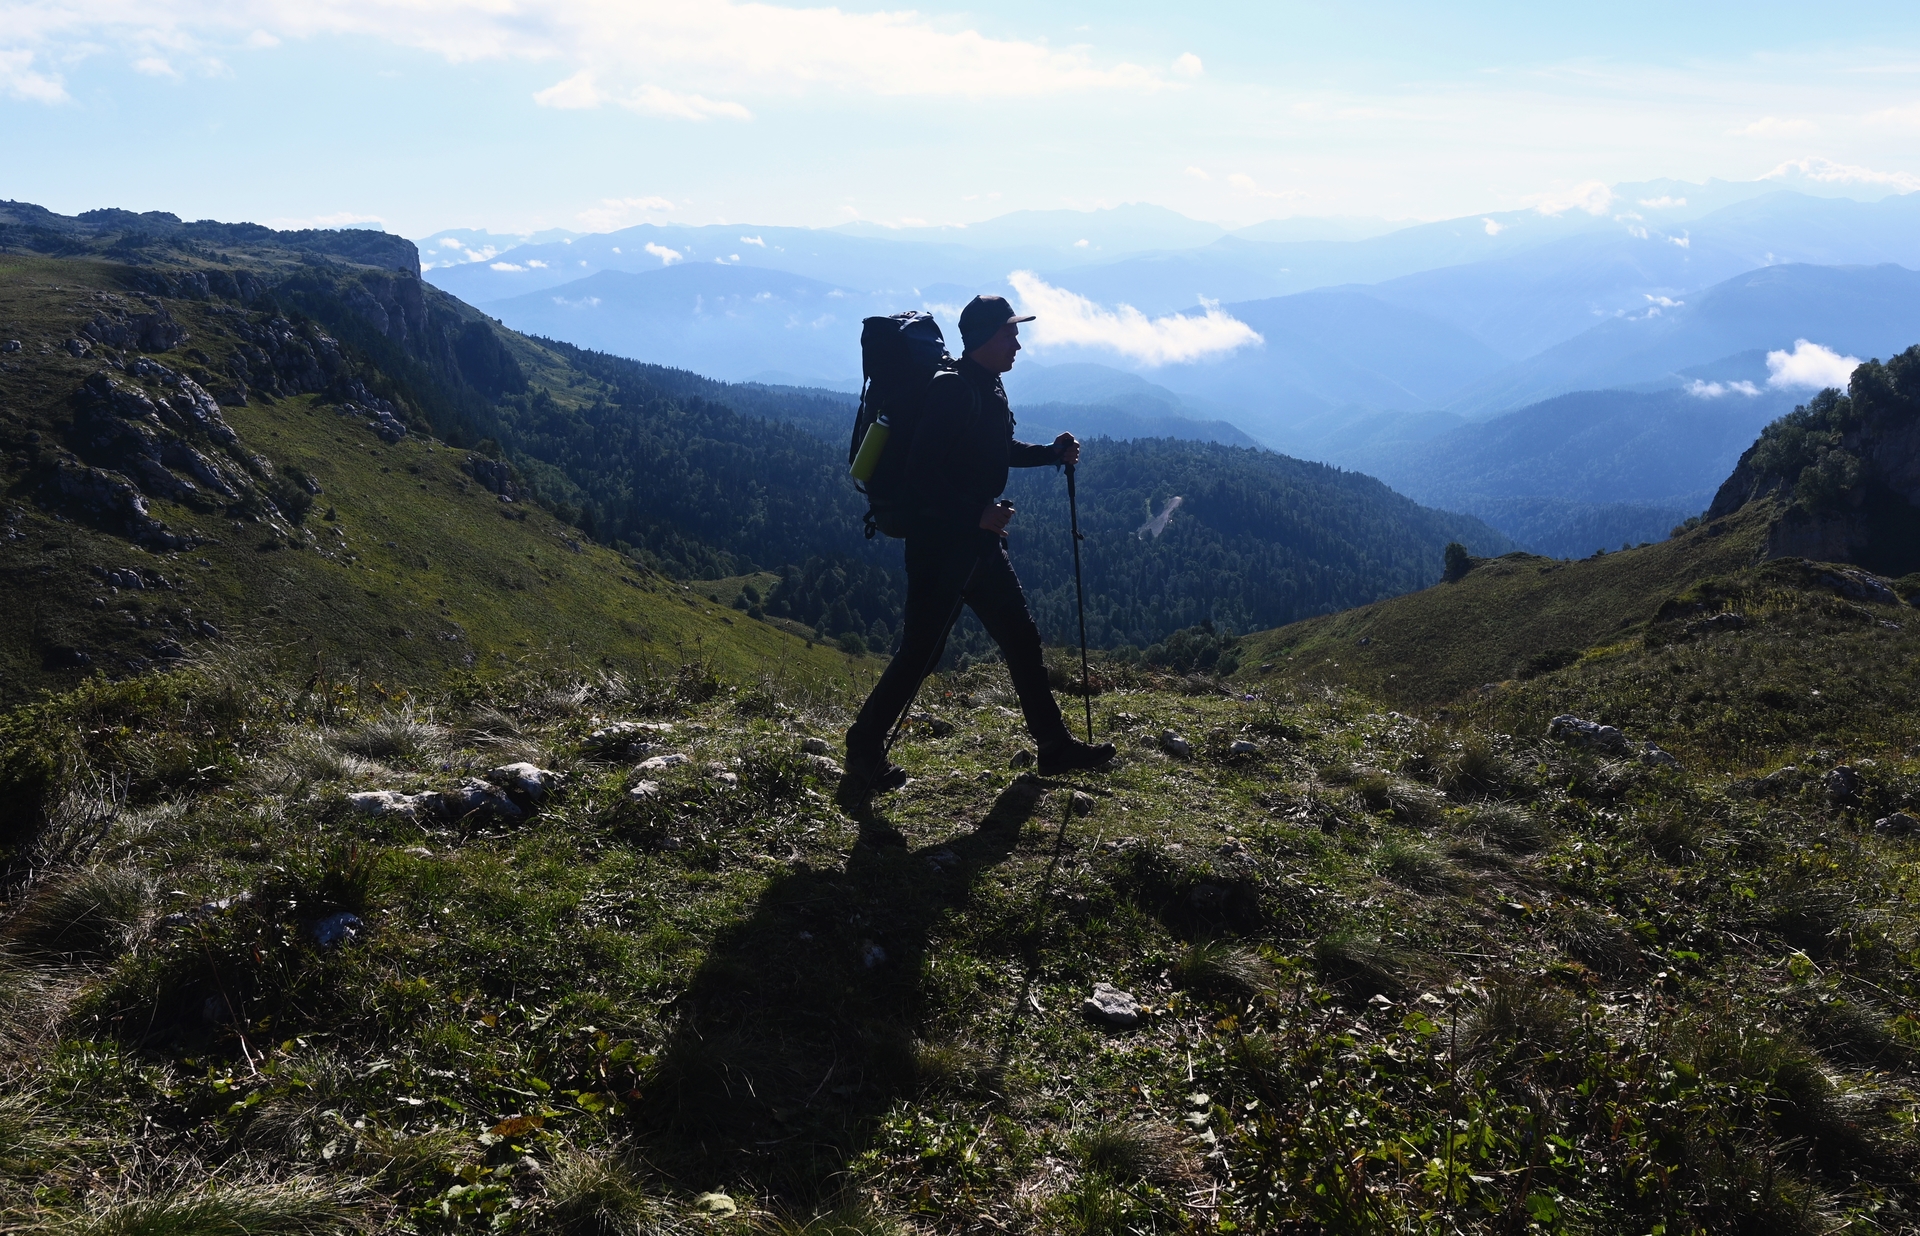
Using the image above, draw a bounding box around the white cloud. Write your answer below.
[1865,101,1920,130]
[576,196,676,230]
[1767,339,1861,389]
[1007,271,1261,366]
[1525,180,1614,216]
[7,0,1163,115]
[1172,52,1203,78]
[1227,173,1304,201]
[740,235,765,246]
[644,242,683,265]
[1668,233,1690,248]
[1645,294,1682,308]
[1728,116,1816,137]
[1183,166,1210,181]
[1762,156,1920,192]
[490,261,525,271]
[1481,217,1503,236]
[132,55,180,77]
[1638,195,1687,208]
[552,295,601,307]
[1685,379,1761,398]
[0,49,68,102]
[525,259,548,268]
[264,210,387,229]
[245,29,280,48]
[1073,238,1089,247]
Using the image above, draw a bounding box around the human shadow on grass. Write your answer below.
[638,776,1052,1200]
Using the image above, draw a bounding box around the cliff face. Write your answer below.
[1706,345,1920,574]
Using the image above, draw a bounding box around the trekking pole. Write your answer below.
[1066,465,1094,744]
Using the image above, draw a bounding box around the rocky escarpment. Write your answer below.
[1707,344,1920,575]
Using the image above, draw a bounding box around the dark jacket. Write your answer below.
[907,359,1058,535]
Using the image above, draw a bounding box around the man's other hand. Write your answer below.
[1053,432,1082,466]
[979,500,1015,534]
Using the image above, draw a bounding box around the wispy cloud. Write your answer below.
[0,49,68,101]
[1227,173,1303,201]
[576,196,676,230]
[1524,180,1614,216]
[2,0,1165,112]
[1171,53,1203,78]
[1685,379,1760,398]
[1762,156,1920,191]
[1863,101,1920,129]
[1728,116,1816,137]
[644,242,683,265]
[1767,339,1861,389]
[1007,271,1261,366]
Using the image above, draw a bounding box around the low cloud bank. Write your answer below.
[1766,339,1860,390]
[1007,272,1261,366]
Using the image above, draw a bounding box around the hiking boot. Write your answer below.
[1038,737,1117,777]
[856,819,909,850]
[836,752,909,806]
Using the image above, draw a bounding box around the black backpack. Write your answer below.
[850,312,955,538]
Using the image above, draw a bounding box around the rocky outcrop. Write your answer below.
[81,303,188,353]
[1706,346,1920,574]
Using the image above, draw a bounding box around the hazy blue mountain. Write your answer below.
[1446,263,1920,416]
[1229,216,1409,243]
[831,202,1227,257]
[1014,403,1258,449]
[1004,362,1191,414]
[418,226,582,270]
[481,264,887,383]
[1316,385,1801,556]
[1128,288,1508,440]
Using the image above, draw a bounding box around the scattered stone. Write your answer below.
[1704,612,1746,632]
[1874,812,1920,836]
[1639,743,1680,769]
[1217,838,1254,863]
[584,721,670,758]
[1827,765,1862,801]
[309,912,363,948]
[1082,982,1141,1028]
[157,892,251,932]
[1160,731,1193,758]
[692,1193,737,1219]
[707,762,740,788]
[1229,739,1260,756]
[1009,748,1035,769]
[348,790,432,818]
[487,761,558,803]
[801,736,830,755]
[635,752,691,773]
[927,848,960,873]
[1812,568,1898,607]
[627,780,661,800]
[1070,790,1096,816]
[0,340,18,353]
[1547,714,1628,756]
[436,778,525,823]
[805,754,844,778]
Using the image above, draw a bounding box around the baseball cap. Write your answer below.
[958,294,1035,352]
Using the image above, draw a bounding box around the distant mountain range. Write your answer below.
[421,179,1920,559]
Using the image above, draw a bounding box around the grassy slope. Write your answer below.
[1234,502,1774,707]
[0,255,873,706]
[4,589,1919,1232]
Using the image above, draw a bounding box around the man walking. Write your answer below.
[841,294,1116,802]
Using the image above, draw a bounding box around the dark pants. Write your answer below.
[847,530,1068,758]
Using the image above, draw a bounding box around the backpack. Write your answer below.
[849,312,955,538]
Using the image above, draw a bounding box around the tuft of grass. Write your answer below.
[1441,739,1509,797]
[1312,927,1413,997]
[1461,977,1575,1069]
[1373,838,1462,893]
[752,1206,911,1236]
[1072,1119,1203,1189]
[334,714,448,762]
[1555,907,1642,977]
[59,1179,361,1236]
[1469,802,1553,853]
[539,1145,667,1236]
[911,1037,997,1098]
[1170,940,1274,997]
[3,868,150,962]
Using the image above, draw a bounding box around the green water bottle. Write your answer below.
[849,416,891,482]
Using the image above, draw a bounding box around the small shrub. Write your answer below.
[335,715,447,762]
[1442,739,1509,797]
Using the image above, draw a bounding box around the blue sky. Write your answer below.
[5,0,1920,237]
